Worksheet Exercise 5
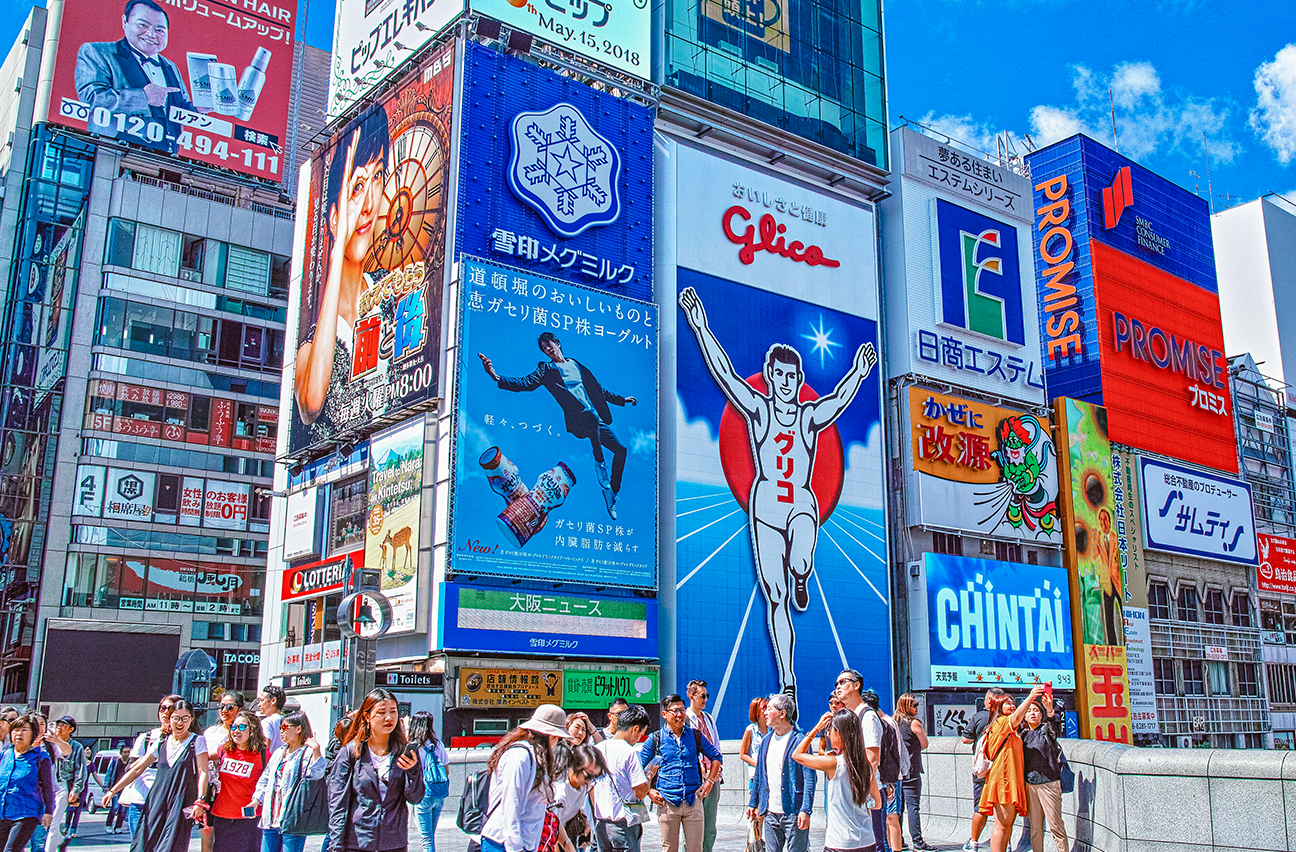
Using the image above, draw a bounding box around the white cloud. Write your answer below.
[1110,61,1161,109]
[1027,105,1094,146]
[675,397,728,487]
[1251,44,1296,164]
[917,112,1005,156]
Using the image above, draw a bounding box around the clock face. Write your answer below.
[372,122,446,273]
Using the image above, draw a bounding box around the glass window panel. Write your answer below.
[1207,661,1228,695]
[202,241,228,289]
[132,225,182,277]
[225,246,270,296]
[105,219,136,267]
[124,302,174,356]
[182,235,205,274]
[96,297,126,348]
[172,312,198,359]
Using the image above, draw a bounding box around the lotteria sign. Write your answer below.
[282,556,350,602]
[910,552,1075,689]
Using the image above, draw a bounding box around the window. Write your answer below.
[1232,595,1252,627]
[1262,600,1282,634]
[1284,602,1296,645]
[1183,659,1205,695]
[105,219,136,266]
[1178,586,1199,622]
[1204,590,1226,625]
[1207,661,1229,695]
[192,621,225,641]
[932,532,962,555]
[1149,582,1171,620]
[1153,657,1176,694]
[96,297,126,348]
[1237,663,1260,697]
[226,246,271,295]
[1275,731,1295,751]
[124,303,174,356]
[133,225,182,277]
[181,235,205,276]
[994,541,1022,562]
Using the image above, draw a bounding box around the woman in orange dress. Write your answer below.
[978,684,1044,852]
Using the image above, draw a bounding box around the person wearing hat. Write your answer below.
[44,716,87,852]
[481,704,571,852]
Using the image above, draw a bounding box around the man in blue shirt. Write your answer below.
[640,694,723,852]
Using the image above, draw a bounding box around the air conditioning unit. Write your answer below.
[179,268,202,283]
[1178,736,1192,748]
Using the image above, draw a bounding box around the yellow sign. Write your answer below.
[1082,644,1131,743]
[458,668,562,708]
[908,388,1011,484]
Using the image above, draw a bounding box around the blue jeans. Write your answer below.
[416,797,446,852]
[261,827,308,852]
[127,804,144,837]
[482,837,534,852]
[900,776,924,843]
[871,784,891,850]
[762,811,809,852]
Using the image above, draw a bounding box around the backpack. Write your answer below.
[457,744,531,834]
[869,710,902,785]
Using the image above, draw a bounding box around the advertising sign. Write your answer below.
[930,704,976,738]
[281,555,350,602]
[1112,450,1147,608]
[457,667,563,708]
[328,0,462,119]
[910,553,1075,689]
[1258,534,1296,595]
[365,417,425,634]
[1139,457,1257,565]
[72,465,106,517]
[289,42,455,456]
[328,476,368,555]
[283,487,321,561]
[440,583,656,658]
[563,668,659,708]
[900,129,1030,217]
[203,480,250,531]
[48,0,294,181]
[1122,607,1157,735]
[905,388,1059,542]
[668,139,887,737]
[456,43,653,301]
[104,469,155,521]
[468,0,648,79]
[180,476,204,526]
[450,259,657,587]
[1082,644,1132,743]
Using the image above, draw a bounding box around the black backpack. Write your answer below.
[871,711,903,785]
[457,744,530,833]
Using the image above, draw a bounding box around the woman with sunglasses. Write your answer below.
[103,699,211,852]
[202,693,247,852]
[211,710,269,852]
[253,711,325,852]
[551,743,606,852]
[118,694,183,837]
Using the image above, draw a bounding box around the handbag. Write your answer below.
[279,748,330,836]
[424,744,450,799]
[537,809,561,852]
[1058,751,1075,794]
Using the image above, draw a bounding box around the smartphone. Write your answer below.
[1042,682,1054,703]
[242,805,258,819]
[403,743,421,759]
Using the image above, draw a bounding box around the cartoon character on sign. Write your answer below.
[981,415,1059,538]
[678,286,877,700]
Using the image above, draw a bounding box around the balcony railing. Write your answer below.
[1154,695,1271,735]
[1149,618,1261,660]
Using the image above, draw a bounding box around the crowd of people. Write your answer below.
[0,677,1070,852]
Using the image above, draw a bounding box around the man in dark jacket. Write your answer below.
[479,331,638,520]
[747,693,816,852]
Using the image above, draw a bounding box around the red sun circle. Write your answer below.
[717,374,845,524]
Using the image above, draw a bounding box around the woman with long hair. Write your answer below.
[893,693,933,852]
[119,695,182,836]
[104,699,210,852]
[407,712,449,852]
[210,710,268,852]
[0,714,54,851]
[564,713,594,747]
[294,105,392,441]
[792,709,880,851]
[978,686,1038,852]
[1018,695,1067,852]
[481,704,571,852]
[253,711,325,852]
[327,689,423,852]
[739,697,768,848]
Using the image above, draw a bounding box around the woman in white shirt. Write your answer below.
[792,709,880,852]
[551,743,607,852]
[118,694,182,836]
[481,704,572,852]
[252,711,326,852]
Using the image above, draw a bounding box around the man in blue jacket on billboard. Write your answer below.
[747,693,816,852]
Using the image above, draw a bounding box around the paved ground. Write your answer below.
[51,810,1021,852]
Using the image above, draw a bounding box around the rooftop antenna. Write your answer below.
[1108,88,1119,150]
[1203,133,1215,214]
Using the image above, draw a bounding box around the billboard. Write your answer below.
[365,417,425,634]
[283,486,322,561]
[328,0,462,119]
[1122,606,1157,735]
[668,140,887,737]
[457,667,562,708]
[281,555,350,602]
[904,388,1059,542]
[1112,450,1147,609]
[564,668,659,708]
[1027,135,1236,472]
[1258,534,1296,595]
[440,583,656,658]
[1139,457,1257,565]
[885,129,1044,406]
[1082,644,1132,743]
[104,469,155,521]
[49,0,293,181]
[289,42,455,456]
[450,259,657,587]
[468,0,648,79]
[909,553,1075,689]
[456,43,653,301]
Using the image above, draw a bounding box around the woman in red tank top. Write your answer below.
[212,710,269,852]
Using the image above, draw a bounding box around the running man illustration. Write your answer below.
[479,332,637,520]
[679,286,877,699]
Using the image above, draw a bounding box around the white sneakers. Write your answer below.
[963,841,981,852]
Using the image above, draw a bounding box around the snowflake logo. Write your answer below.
[507,103,622,238]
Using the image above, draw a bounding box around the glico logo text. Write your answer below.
[722,206,840,268]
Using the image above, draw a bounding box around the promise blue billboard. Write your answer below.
[456,42,654,301]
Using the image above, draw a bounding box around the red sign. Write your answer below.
[46,0,293,181]
[211,399,233,448]
[1092,241,1237,473]
[1103,166,1133,229]
[722,206,840,268]
[281,555,349,602]
[1259,534,1296,595]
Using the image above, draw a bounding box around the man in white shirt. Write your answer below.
[592,698,629,745]
[836,670,888,850]
[745,694,815,852]
[592,704,651,852]
[685,680,722,852]
[258,685,286,752]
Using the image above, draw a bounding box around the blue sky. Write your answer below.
[7,0,1292,207]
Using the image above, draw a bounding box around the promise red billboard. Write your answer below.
[1092,241,1237,473]
[48,0,293,181]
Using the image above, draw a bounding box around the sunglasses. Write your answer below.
[230,724,250,732]
[219,705,238,712]
[575,766,603,781]
[835,677,858,686]
[159,704,175,712]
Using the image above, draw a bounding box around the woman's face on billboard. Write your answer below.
[335,155,385,265]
